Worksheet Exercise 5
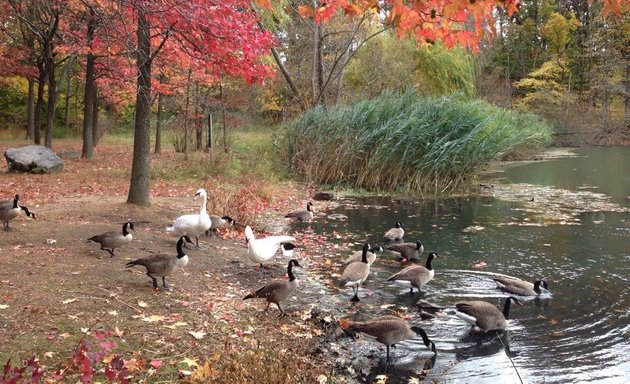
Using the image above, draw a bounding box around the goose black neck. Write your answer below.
[411,326,436,353]
[361,245,369,264]
[176,238,187,258]
[425,253,434,270]
[122,223,130,236]
[287,260,297,281]
[12,196,19,209]
[307,204,312,212]
[534,280,542,294]
[503,298,513,319]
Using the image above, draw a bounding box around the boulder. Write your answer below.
[313,191,334,201]
[4,145,64,173]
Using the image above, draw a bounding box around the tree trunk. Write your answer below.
[220,83,228,154]
[34,66,46,145]
[625,62,630,119]
[155,91,163,154]
[127,8,153,206]
[44,57,56,149]
[81,9,97,159]
[26,78,34,140]
[92,88,99,147]
[182,68,192,154]
[64,71,71,131]
[195,82,202,150]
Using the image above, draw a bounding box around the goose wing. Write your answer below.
[456,301,504,331]
[339,262,370,285]
[344,251,376,265]
[493,276,535,296]
[388,265,429,281]
[246,280,291,300]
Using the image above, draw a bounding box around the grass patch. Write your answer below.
[282,90,552,194]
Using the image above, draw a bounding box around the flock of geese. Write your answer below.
[1,189,551,364]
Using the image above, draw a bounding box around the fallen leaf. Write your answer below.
[142,315,166,322]
[188,330,206,340]
[0,304,9,309]
[163,321,188,329]
[108,310,118,316]
[317,375,328,384]
[375,374,388,384]
[46,239,57,244]
[44,352,54,358]
[138,300,148,308]
[61,298,76,304]
[81,327,90,334]
[180,357,198,368]
[112,326,124,337]
[150,359,163,369]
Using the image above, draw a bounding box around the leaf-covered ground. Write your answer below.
[0,138,339,383]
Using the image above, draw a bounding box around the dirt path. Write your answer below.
[0,140,336,383]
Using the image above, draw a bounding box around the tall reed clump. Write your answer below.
[282,90,552,193]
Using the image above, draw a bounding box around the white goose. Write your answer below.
[166,188,212,247]
[245,226,296,272]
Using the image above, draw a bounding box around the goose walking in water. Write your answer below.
[455,296,522,333]
[493,276,550,296]
[166,189,212,248]
[387,252,439,294]
[340,315,437,362]
[338,243,371,302]
[387,240,424,262]
[384,222,404,241]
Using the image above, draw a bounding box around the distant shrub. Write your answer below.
[282,90,552,193]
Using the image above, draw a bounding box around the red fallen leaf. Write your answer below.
[473,261,487,269]
[150,359,163,369]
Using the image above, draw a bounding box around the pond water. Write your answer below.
[299,147,629,383]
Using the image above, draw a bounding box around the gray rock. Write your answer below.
[313,191,334,201]
[4,145,64,173]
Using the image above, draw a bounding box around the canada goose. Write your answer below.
[344,245,384,266]
[206,215,235,236]
[245,226,296,272]
[285,202,314,225]
[338,243,371,302]
[387,252,438,294]
[0,195,36,231]
[455,296,522,332]
[243,259,301,315]
[87,222,134,257]
[166,188,212,247]
[387,240,424,262]
[384,222,404,241]
[493,276,550,296]
[341,315,437,362]
[20,206,37,219]
[125,235,192,289]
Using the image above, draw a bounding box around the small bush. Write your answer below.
[282,90,552,193]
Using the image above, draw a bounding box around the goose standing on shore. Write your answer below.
[87,222,134,257]
[387,252,439,294]
[384,222,404,241]
[245,226,296,273]
[126,235,192,290]
[243,259,301,315]
[455,296,522,333]
[340,315,437,362]
[493,276,550,296]
[166,188,211,247]
[1,195,36,231]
